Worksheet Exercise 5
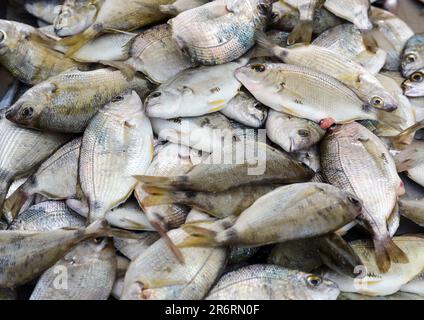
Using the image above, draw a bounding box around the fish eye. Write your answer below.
[410,72,423,83]
[60,10,71,18]
[257,3,268,13]
[20,107,34,119]
[297,129,310,137]
[371,96,384,109]
[306,275,322,288]
[93,237,104,244]
[251,64,266,73]
[150,91,162,98]
[405,53,417,63]
[0,30,6,44]
[270,11,279,22]
[348,196,360,206]
[112,95,124,103]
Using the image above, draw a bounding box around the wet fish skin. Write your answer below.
[400,271,424,296]
[160,0,211,16]
[403,69,424,98]
[205,264,340,300]
[399,198,424,227]
[30,238,116,300]
[6,68,152,133]
[9,201,85,231]
[24,0,62,24]
[0,20,85,85]
[285,0,322,44]
[105,199,154,231]
[113,232,160,260]
[324,0,372,31]
[79,90,153,223]
[401,33,424,78]
[395,140,424,187]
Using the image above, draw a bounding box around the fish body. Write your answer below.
[403,69,424,98]
[114,232,160,260]
[24,0,62,24]
[160,0,211,16]
[395,141,424,187]
[105,199,154,231]
[402,33,424,78]
[324,0,372,31]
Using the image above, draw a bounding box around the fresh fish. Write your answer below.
[395,141,424,187]
[285,0,322,44]
[236,62,380,128]
[255,33,399,113]
[403,69,424,97]
[121,210,227,300]
[323,0,372,31]
[6,68,152,133]
[30,238,116,300]
[145,58,247,119]
[220,91,268,128]
[400,272,424,296]
[266,110,325,152]
[401,33,424,78]
[324,236,424,296]
[79,91,153,222]
[179,183,362,248]
[205,264,340,300]
[105,199,154,231]
[321,122,408,273]
[137,141,314,193]
[293,146,321,172]
[0,115,69,213]
[24,0,62,24]
[113,232,160,260]
[399,198,424,227]
[0,20,85,85]
[159,0,211,16]
[54,0,99,37]
[3,138,81,221]
[9,201,85,231]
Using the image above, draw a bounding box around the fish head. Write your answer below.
[105,90,143,115]
[401,35,424,78]
[5,82,56,128]
[298,273,340,300]
[0,20,25,55]
[54,2,97,37]
[235,63,275,92]
[402,70,424,98]
[286,121,325,152]
[144,87,187,119]
[362,86,398,112]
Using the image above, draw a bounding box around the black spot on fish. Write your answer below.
[380,153,388,164]
[200,118,211,127]
[170,118,182,124]
[210,87,220,94]
[294,99,303,104]
[280,81,286,90]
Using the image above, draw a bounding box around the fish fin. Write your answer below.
[178,225,218,248]
[103,28,137,36]
[30,30,60,48]
[362,32,379,54]
[142,194,176,207]
[159,4,178,16]
[134,175,176,189]
[287,20,313,45]
[374,235,409,273]
[66,198,89,217]
[2,189,29,222]
[393,120,424,148]
[339,73,361,87]
[151,220,185,265]
[60,24,102,57]
[395,149,419,172]
[99,60,136,80]
[121,218,152,231]
[85,219,142,239]
[255,30,288,60]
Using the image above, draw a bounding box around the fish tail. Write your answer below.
[142,187,192,207]
[255,30,288,60]
[287,20,313,45]
[134,175,176,189]
[159,4,178,15]
[2,189,29,222]
[99,60,136,81]
[0,180,11,214]
[60,24,102,58]
[178,225,218,248]
[362,31,378,53]
[85,219,142,239]
[374,235,409,273]
[393,120,424,147]
[150,219,185,264]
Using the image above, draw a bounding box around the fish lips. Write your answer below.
[5,102,38,128]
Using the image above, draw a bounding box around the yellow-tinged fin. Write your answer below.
[208,106,225,113]
[121,218,151,231]
[150,220,185,265]
[142,193,176,207]
[287,20,313,45]
[134,175,175,189]
[84,219,143,239]
[392,120,424,149]
[177,225,218,248]
[208,99,226,106]
[339,73,361,87]
[60,25,102,58]
[374,235,409,273]
[99,60,136,80]
[2,189,29,222]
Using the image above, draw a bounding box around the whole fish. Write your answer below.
[121,210,227,300]
[145,58,247,119]
[324,236,424,296]
[285,0,322,44]
[179,183,362,248]
[256,33,399,113]
[151,113,235,153]
[9,201,85,231]
[169,0,272,65]
[105,199,154,231]
[395,141,424,187]
[0,219,134,288]
[312,24,387,76]
[205,264,340,300]
[54,0,99,37]
[60,0,175,57]
[324,0,372,32]
[403,69,424,98]
[321,122,408,273]
[79,91,153,223]
[401,33,424,78]
[6,68,152,133]
[159,0,211,16]
[3,138,81,221]
[0,20,85,85]
[236,62,379,128]
[113,232,160,260]
[399,198,424,227]
[266,110,325,152]
[30,239,116,300]
[0,115,69,213]
[24,0,62,24]
[137,141,314,193]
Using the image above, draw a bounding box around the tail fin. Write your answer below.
[287,20,313,45]
[60,24,102,58]
[374,235,409,273]
[178,225,218,248]
[392,120,424,148]
[134,175,177,190]
[84,219,142,239]
[99,60,136,80]
[255,30,288,60]
[2,189,29,222]
[149,219,185,264]
[142,187,191,207]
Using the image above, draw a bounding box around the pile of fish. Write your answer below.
[0,0,423,300]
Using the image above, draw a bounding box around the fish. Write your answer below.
[293,146,321,172]
[3,137,81,221]
[0,114,69,213]
[105,199,155,231]
[228,246,259,265]
[400,272,424,296]
[401,33,424,78]
[169,0,272,65]
[403,69,424,98]
[145,58,247,119]
[60,0,175,57]
[220,91,268,128]
[285,0,323,45]
[24,0,62,24]
[0,219,136,288]
[236,62,380,128]
[312,24,387,76]
[205,264,340,300]
[30,238,116,300]
[54,0,99,37]
[323,0,372,32]
[0,80,19,111]
[255,32,399,112]
[399,198,424,227]
[369,6,415,71]
[159,0,211,16]
[6,68,152,133]
[8,201,85,231]
[338,292,424,300]
[136,141,314,193]
[324,236,424,296]
[121,210,227,300]
[142,184,278,219]
[78,91,153,223]
[395,140,424,187]
[113,232,160,260]
[179,183,362,248]
[321,122,408,273]
[266,110,325,152]
[0,20,86,85]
